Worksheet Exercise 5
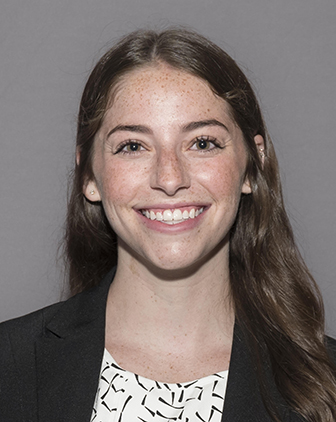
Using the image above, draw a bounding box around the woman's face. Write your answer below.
[85,64,253,272]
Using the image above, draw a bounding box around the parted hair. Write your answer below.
[65,28,336,421]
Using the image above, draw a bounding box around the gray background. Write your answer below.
[1,0,335,336]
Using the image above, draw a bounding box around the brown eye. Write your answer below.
[125,142,141,152]
[115,141,145,155]
[195,139,211,150]
[190,136,219,152]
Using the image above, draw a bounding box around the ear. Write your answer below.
[77,146,102,202]
[83,179,101,202]
[254,134,265,166]
[241,177,252,195]
[76,146,81,166]
[241,134,265,194]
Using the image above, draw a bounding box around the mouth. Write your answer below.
[140,206,205,225]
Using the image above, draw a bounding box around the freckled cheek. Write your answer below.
[195,164,244,198]
[100,164,148,205]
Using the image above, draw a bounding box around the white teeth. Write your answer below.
[163,209,173,221]
[142,207,204,224]
[173,209,183,221]
[182,210,189,219]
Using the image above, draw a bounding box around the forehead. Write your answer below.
[104,64,234,126]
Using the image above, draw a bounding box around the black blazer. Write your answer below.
[0,268,335,422]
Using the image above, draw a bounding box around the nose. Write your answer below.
[150,148,191,196]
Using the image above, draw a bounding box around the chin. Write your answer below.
[140,243,226,280]
[143,259,206,280]
[118,234,228,278]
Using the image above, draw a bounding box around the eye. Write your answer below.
[115,141,145,155]
[190,136,220,152]
[124,142,142,152]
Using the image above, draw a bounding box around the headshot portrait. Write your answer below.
[0,1,335,421]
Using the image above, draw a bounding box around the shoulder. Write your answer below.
[0,302,64,361]
[0,302,64,338]
[0,269,115,419]
[0,267,116,355]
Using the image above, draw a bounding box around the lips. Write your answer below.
[140,206,205,225]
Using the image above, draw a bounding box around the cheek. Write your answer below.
[196,158,246,199]
[99,161,148,205]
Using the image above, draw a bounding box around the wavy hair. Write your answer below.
[64,28,336,420]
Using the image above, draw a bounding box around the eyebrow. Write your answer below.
[107,124,152,138]
[181,119,229,133]
[106,119,229,139]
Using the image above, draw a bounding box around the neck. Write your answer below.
[105,240,234,352]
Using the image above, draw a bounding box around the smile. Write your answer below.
[140,207,205,225]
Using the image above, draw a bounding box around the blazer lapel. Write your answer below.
[221,323,274,421]
[35,269,115,422]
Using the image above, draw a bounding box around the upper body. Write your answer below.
[1,28,336,421]
[3,268,334,421]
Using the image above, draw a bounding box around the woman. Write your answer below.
[0,28,335,422]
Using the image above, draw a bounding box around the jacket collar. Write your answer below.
[36,268,115,422]
[222,322,300,421]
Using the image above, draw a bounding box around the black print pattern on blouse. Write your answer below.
[91,350,228,422]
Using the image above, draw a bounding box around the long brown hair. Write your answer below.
[64,28,336,420]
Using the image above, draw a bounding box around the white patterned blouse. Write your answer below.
[91,348,228,422]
